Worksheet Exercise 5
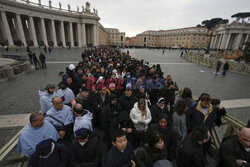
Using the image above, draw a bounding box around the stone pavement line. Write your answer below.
[0,99,250,128]
[0,114,30,128]
[221,99,250,109]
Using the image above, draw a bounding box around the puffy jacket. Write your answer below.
[130,102,152,131]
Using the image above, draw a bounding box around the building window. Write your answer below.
[144,37,147,42]
[121,36,123,41]
[193,37,196,40]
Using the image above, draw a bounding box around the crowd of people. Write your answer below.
[17,47,250,167]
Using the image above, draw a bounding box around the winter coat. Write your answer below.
[130,102,152,131]
[106,143,135,167]
[101,103,121,133]
[75,93,94,113]
[150,104,169,124]
[176,133,206,167]
[162,81,179,103]
[135,143,168,167]
[119,94,138,113]
[146,124,177,161]
[187,101,217,132]
[172,112,187,143]
[28,143,69,167]
[38,90,57,115]
[218,135,250,167]
[70,136,103,167]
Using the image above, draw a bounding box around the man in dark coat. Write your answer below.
[222,61,229,76]
[150,97,169,124]
[32,52,38,70]
[187,93,216,132]
[162,75,179,116]
[70,128,104,167]
[106,129,136,167]
[101,94,120,136]
[110,110,135,142]
[218,128,250,167]
[119,89,138,114]
[28,138,69,167]
[176,126,211,167]
[39,52,47,68]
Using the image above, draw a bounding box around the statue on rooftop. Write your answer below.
[59,2,62,10]
[85,2,90,12]
[68,4,71,11]
[77,6,79,12]
[82,5,84,12]
[49,0,52,9]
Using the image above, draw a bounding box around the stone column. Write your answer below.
[29,16,38,47]
[224,33,231,50]
[92,24,97,46]
[234,33,243,49]
[69,22,74,47]
[40,18,48,46]
[60,21,66,47]
[210,35,215,48]
[77,23,82,47]
[16,14,26,46]
[50,19,57,47]
[82,23,86,47]
[96,24,99,46]
[1,11,14,47]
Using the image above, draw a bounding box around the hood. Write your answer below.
[78,111,93,120]
[39,90,49,97]
[133,100,149,110]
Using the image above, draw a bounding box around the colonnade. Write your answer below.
[0,0,99,47]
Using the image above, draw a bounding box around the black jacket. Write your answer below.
[70,135,103,167]
[101,103,121,133]
[187,101,217,132]
[146,124,177,161]
[218,135,250,167]
[150,104,169,124]
[106,143,135,167]
[162,81,178,102]
[28,143,69,167]
[135,143,168,167]
[177,133,206,167]
[119,95,138,113]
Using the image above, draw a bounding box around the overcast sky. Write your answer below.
[31,0,250,37]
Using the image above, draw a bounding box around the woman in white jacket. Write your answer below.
[130,99,152,147]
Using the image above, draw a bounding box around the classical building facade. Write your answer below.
[0,0,101,47]
[210,21,250,50]
[98,23,110,46]
[105,28,125,46]
[135,27,209,48]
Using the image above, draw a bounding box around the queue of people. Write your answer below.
[17,47,249,167]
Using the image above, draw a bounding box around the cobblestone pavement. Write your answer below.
[0,47,249,151]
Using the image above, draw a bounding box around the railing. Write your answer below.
[183,53,250,75]
[0,91,247,166]
[0,126,28,166]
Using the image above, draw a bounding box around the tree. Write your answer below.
[201,18,229,48]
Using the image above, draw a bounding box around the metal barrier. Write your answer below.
[183,53,250,75]
[0,126,28,166]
